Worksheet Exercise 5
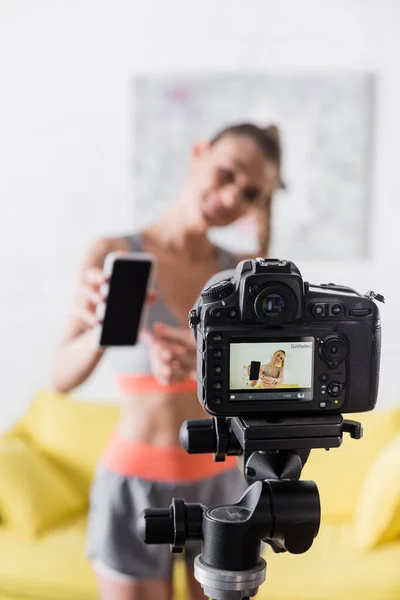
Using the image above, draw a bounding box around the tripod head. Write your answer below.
[138,415,362,600]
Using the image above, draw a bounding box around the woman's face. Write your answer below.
[188,134,280,227]
[272,351,285,365]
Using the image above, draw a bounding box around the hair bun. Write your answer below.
[264,124,280,141]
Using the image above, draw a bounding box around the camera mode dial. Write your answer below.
[201,280,235,304]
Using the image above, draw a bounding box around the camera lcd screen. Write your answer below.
[229,338,314,402]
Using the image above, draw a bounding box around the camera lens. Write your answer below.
[261,294,286,316]
[321,336,347,363]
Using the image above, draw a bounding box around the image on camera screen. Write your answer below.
[229,339,314,401]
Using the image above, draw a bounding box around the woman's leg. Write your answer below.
[88,466,175,599]
[96,573,173,600]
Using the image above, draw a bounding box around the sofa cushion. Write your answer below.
[262,522,400,600]
[19,390,119,493]
[0,515,191,600]
[0,516,96,600]
[0,519,398,600]
[301,408,400,522]
[355,433,400,550]
[0,438,86,536]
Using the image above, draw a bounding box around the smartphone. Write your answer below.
[249,361,261,380]
[95,252,155,347]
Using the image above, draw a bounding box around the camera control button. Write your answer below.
[327,382,342,396]
[312,303,326,317]
[319,373,329,382]
[213,366,222,375]
[212,310,222,319]
[212,382,222,390]
[331,304,343,316]
[212,397,221,404]
[211,333,222,343]
[321,336,347,363]
[213,349,222,359]
[349,308,372,317]
[228,309,237,318]
[319,401,327,408]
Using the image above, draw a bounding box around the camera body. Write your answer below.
[189,258,381,417]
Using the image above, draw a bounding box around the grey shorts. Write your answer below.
[87,464,247,581]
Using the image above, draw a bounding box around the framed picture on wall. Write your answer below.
[132,73,374,261]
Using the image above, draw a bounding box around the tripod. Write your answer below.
[139,414,362,600]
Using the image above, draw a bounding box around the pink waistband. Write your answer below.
[101,433,238,482]
[116,374,197,395]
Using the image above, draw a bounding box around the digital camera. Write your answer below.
[188,258,382,417]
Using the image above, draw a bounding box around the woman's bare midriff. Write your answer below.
[118,390,208,446]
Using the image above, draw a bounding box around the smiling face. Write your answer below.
[271,351,286,366]
[187,134,280,228]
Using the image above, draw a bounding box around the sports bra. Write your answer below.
[262,364,281,378]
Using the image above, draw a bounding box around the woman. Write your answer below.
[52,123,284,600]
[249,350,286,388]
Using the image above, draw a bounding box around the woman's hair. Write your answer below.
[210,123,284,257]
[271,349,286,369]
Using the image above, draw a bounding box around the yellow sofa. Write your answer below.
[0,390,399,600]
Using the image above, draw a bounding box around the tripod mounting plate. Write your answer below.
[232,414,361,454]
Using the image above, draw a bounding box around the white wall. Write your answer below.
[0,0,399,432]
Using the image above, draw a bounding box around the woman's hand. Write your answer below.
[70,265,157,332]
[260,374,276,388]
[70,266,108,330]
[141,322,197,386]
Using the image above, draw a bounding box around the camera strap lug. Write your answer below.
[365,290,385,303]
[188,309,200,329]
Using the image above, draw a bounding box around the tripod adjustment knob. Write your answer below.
[137,507,174,545]
[285,522,317,554]
[138,499,204,554]
[342,419,363,440]
[180,419,217,454]
[180,418,241,460]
